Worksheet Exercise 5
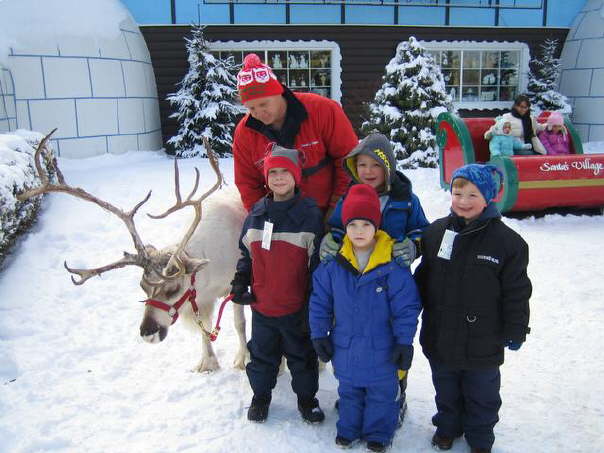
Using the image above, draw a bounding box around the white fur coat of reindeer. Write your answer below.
[18,132,247,372]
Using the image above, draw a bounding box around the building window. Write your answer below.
[421,41,529,109]
[208,41,342,103]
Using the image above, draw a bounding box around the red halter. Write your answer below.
[145,273,199,325]
[144,273,233,341]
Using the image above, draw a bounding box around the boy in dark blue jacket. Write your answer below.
[230,145,325,424]
[320,133,429,419]
[415,164,532,453]
[310,184,421,452]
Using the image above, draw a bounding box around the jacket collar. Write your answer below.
[449,202,501,234]
[244,87,308,147]
[337,230,394,275]
[250,191,307,225]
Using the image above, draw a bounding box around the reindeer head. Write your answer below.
[138,245,209,343]
[18,132,223,344]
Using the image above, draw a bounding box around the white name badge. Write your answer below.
[261,221,274,250]
[437,229,457,260]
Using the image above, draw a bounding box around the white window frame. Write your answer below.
[208,40,342,104]
[420,40,530,110]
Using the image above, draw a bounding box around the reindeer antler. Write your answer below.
[148,136,224,279]
[17,130,159,285]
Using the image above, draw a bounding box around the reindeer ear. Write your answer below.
[183,257,210,274]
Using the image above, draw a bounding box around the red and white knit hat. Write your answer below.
[263,145,302,186]
[341,184,381,229]
[237,53,284,103]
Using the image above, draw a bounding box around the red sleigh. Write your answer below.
[436,112,604,213]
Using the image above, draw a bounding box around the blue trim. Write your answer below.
[10,53,152,65]
[26,100,33,130]
[74,99,80,136]
[119,28,140,35]
[16,96,158,101]
[120,61,128,96]
[87,58,94,97]
[40,57,47,99]
[52,128,161,141]
[122,30,133,60]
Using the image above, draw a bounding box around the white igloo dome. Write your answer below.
[559,0,604,143]
[0,0,162,157]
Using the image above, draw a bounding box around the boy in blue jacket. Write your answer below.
[310,184,422,452]
[320,133,429,419]
[230,145,325,424]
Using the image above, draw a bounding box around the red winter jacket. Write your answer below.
[233,91,358,212]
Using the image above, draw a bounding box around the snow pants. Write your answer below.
[429,360,502,450]
[336,377,399,444]
[246,309,319,400]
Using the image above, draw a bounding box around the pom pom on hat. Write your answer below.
[341,184,381,229]
[547,111,564,127]
[237,53,284,103]
[263,145,302,186]
[451,164,503,203]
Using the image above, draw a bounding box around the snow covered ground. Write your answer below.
[1,149,603,453]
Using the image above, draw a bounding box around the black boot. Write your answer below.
[431,433,454,450]
[367,440,388,452]
[335,435,355,449]
[298,397,325,424]
[247,394,271,423]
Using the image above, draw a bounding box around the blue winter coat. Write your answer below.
[489,134,527,157]
[329,171,429,245]
[309,231,421,386]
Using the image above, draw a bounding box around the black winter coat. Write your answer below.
[415,205,531,369]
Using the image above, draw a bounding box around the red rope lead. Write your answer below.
[209,294,234,341]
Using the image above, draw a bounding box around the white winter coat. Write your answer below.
[484,112,546,155]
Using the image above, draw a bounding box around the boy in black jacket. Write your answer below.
[415,164,532,453]
[230,145,325,424]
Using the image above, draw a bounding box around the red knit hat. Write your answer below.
[237,54,284,103]
[342,184,381,229]
[263,145,302,186]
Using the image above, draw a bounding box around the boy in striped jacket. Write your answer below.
[230,145,325,424]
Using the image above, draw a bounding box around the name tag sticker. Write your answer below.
[437,229,457,260]
[261,221,274,250]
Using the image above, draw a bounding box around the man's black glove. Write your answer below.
[230,272,255,305]
[312,337,333,363]
[391,344,414,370]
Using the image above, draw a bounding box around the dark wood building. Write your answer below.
[140,25,568,143]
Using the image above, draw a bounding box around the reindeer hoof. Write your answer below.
[233,352,247,370]
[194,356,220,373]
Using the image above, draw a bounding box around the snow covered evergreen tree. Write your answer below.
[526,38,572,114]
[166,25,239,157]
[361,36,452,169]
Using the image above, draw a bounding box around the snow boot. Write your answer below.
[335,436,356,449]
[247,394,271,423]
[367,441,388,452]
[431,433,455,450]
[298,397,325,424]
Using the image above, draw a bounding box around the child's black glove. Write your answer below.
[312,337,333,363]
[230,272,255,305]
[391,344,414,370]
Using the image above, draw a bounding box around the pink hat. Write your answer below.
[237,54,284,103]
[547,112,564,127]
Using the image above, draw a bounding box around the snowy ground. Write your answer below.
[1,150,603,453]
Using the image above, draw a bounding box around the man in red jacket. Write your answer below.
[233,53,358,214]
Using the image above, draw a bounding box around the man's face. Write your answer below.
[244,95,287,128]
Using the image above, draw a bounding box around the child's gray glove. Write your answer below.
[392,238,416,267]
[319,232,340,262]
[522,143,533,150]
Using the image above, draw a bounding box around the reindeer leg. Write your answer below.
[232,304,248,370]
[194,302,219,373]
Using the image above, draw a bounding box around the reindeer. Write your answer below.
[18,130,248,372]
